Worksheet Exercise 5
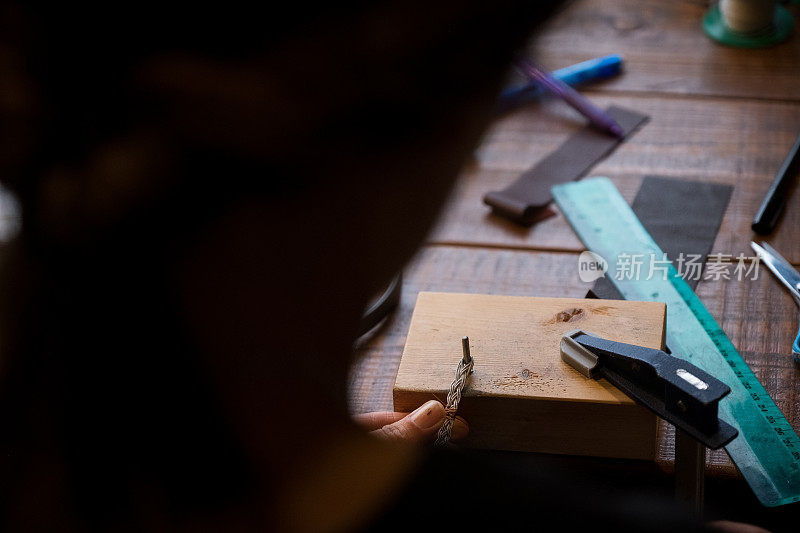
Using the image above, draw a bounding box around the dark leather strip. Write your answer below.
[484,106,648,226]
[588,176,733,300]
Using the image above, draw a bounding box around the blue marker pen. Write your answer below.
[498,54,623,110]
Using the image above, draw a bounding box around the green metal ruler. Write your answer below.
[552,177,800,507]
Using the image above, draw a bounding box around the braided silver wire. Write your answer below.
[434,337,474,447]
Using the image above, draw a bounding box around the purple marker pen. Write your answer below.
[515,57,624,138]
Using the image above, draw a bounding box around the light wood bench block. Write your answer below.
[393,292,667,460]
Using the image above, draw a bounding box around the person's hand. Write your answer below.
[354,400,469,443]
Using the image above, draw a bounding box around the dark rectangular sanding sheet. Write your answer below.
[484,106,648,226]
[589,176,733,300]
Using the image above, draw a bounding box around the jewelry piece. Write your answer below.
[434,336,474,447]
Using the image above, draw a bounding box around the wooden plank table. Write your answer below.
[350,0,800,522]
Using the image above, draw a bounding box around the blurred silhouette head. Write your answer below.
[0,1,562,529]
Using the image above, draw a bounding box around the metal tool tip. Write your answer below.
[461,336,471,363]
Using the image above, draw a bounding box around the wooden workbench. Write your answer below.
[349,0,800,521]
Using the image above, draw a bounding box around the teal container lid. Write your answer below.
[703,4,793,48]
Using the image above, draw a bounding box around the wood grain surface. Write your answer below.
[348,0,800,502]
[350,246,800,476]
[431,94,800,262]
[393,292,665,458]
[395,293,666,404]
[528,0,800,101]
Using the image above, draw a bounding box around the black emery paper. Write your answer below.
[588,176,733,300]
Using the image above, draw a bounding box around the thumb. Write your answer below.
[370,400,446,442]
